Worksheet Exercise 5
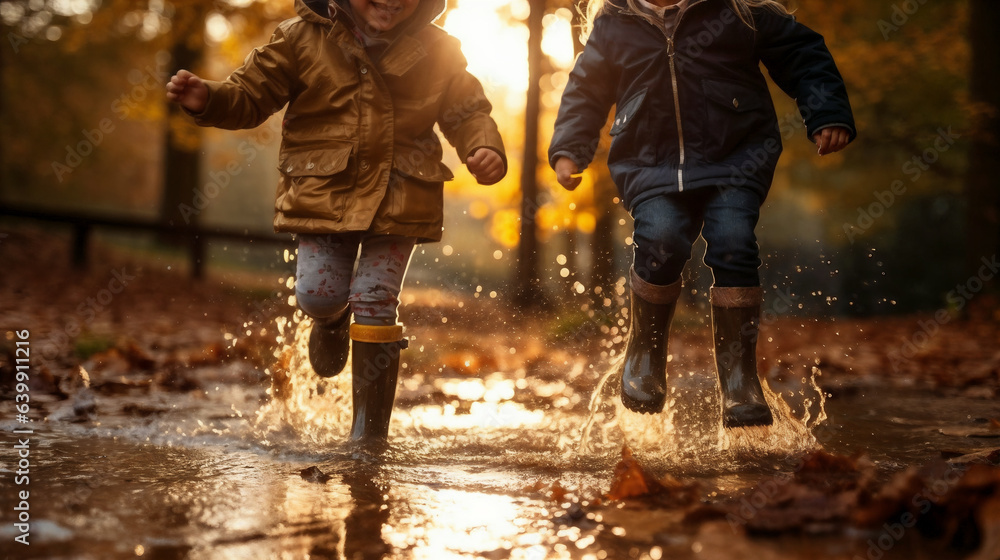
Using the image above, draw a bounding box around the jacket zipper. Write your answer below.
[632,2,699,192]
[665,35,685,192]
[621,2,701,191]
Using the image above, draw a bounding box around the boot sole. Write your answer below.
[620,391,666,414]
[723,403,774,428]
[309,321,350,378]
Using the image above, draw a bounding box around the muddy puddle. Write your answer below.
[2,319,998,560]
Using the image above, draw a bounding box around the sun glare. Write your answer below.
[444,1,529,107]
[443,1,577,109]
[541,8,576,69]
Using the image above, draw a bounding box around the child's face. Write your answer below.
[348,0,419,32]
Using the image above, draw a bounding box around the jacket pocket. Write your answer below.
[388,174,445,225]
[701,78,771,162]
[393,151,454,182]
[609,88,647,136]
[278,145,354,177]
[276,144,356,220]
[388,155,449,225]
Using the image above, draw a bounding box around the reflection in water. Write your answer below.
[342,464,392,560]
[385,487,533,558]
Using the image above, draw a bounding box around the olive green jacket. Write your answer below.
[191,0,506,241]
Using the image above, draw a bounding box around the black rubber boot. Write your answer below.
[349,324,407,442]
[308,306,351,378]
[711,287,773,428]
[621,269,682,414]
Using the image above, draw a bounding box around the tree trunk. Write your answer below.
[514,0,546,306]
[159,41,202,233]
[965,0,1000,284]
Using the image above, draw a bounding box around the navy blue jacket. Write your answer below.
[548,0,856,210]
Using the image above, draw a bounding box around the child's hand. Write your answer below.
[166,69,209,114]
[554,157,582,190]
[467,148,505,185]
[813,126,851,156]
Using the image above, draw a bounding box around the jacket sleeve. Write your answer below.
[189,22,298,130]
[436,37,508,183]
[755,10,857,143]
[548,16,619,172]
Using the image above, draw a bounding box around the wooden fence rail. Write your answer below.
[0,205,294,279]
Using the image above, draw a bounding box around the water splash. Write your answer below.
[253,316,354,448]
[580,358,826,474]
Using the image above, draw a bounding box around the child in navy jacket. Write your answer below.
[549,0,855,427]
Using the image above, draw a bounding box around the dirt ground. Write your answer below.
[2,227,1000,559]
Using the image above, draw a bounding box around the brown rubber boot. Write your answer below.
[348,323,407,442]
[621,268,682,414]
[711,286,773,428]
[308,305,351,378]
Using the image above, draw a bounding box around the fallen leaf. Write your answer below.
[946,448,1000,466]
[606,446,651,500]
[606,445,700,508]
[939,426,1000,438]
[300,466,332,484]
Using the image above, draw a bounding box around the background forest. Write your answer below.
[1,0,997,318]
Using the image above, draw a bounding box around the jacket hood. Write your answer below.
[298,0,447,32]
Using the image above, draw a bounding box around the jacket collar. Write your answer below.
[607,0,708,16]
[297,0,334,25]
[295,0,442,75]
[296,0,447,32]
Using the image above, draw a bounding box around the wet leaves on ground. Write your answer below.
[300,466,333,484]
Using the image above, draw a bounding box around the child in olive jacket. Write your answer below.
[168,0,506,442]
[549,0,854,427]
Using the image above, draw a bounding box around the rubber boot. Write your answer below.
[348,323,407,442]
[621,268,682,414]
[711,286,773,428]
[308,305,351,378]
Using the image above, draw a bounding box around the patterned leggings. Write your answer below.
[295,233,416,326]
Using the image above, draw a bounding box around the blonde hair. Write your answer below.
[579,0,789,42]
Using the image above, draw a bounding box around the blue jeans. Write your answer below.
[631,186,762,288]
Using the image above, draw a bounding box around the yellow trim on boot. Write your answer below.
[350,323,404,343]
